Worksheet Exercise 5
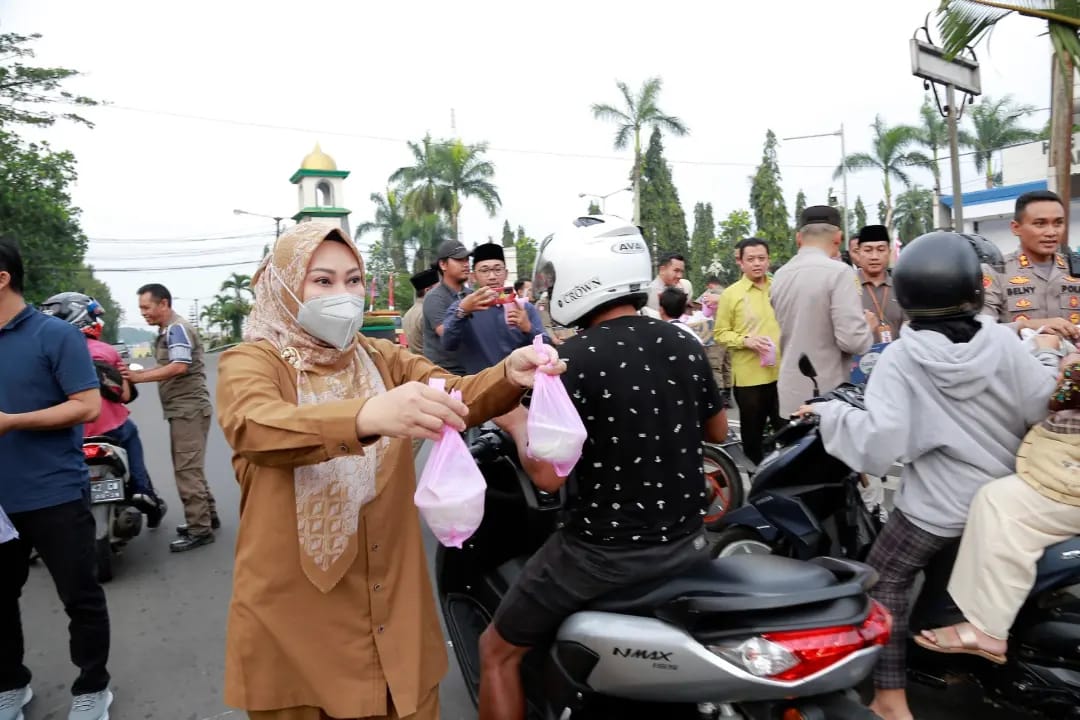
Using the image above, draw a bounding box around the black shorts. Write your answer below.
[492,527,710,647]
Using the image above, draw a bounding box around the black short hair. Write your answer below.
[0,237,25,294]
[577,293,648,329]
[658,286,689,318]
[513,279,528,293]
[659,252,685,268]
[137,283,172,306]
[736,237,770,258]
[1015,190,1064,221]
[705,275,721,285]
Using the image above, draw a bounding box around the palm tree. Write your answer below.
[938,1,1080,239]
[390,134,453,219]
[220,272,253,302]
[835,115,931,231]
[893,186,936,243]
[439,139,501,240]
[913,95,974,202]
[591,77,689,225]
[356,189,410,272]
[406,212,453,273]
[966,95,1041,188]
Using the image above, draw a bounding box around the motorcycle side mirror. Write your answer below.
[128,363,144,372]
[798,354,820,397]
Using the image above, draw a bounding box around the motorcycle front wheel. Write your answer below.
[710,526,774,558]
[703,446,745,529]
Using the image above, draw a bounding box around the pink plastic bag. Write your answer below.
[525,335,587,476]
[414,379,487,548]
[758,337,776,367]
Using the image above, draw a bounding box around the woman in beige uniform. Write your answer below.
[215,223,562,720]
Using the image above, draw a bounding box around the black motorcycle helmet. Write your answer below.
[893,231,987,319]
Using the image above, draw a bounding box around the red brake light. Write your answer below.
[83,445,107,459]
[762,599,893,681]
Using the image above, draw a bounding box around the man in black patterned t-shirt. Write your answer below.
[479,217,729,720]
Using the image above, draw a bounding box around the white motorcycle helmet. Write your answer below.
[533,216,652,328]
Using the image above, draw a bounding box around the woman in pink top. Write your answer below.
[40,292,166,527]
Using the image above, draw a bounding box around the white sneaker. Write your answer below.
[69,688,112,720]
[0,686,32,720]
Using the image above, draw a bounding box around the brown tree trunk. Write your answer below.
[1051,50,1074,250]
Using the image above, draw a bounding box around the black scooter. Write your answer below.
[434,426,888,719]
[710,356,1080,718]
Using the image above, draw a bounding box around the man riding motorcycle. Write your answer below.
[794,232,1060,720]
[476,217,730,720]
[40,292,165,526]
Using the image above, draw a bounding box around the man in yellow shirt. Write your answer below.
[714,238,783,465]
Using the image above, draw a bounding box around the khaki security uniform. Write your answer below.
[859,270,907,344]
[401,301,424,355]
[155,312,217,534]
[983,252,1080,326]
[771,247,874,416]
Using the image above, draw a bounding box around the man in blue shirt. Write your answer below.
[0,239,114,720]
[441,242,556,488]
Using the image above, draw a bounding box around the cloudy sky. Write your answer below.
[5,0,1050,327]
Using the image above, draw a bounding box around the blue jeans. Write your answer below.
[103,418,154,497]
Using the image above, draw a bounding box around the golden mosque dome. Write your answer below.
[300,143,337,171]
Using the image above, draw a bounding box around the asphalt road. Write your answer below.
[17,355,1014,719]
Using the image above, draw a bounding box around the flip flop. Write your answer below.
[914,625,1007,665]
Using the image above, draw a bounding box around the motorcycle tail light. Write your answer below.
[708,636,799,677]
[83,445,108,459]
[710,599,893,682]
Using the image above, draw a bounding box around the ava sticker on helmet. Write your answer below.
[611,240,646,254]
[1009,276,1030,285]
[557,277,603,308]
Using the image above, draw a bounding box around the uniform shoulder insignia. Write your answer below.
[1016,298,1033,309]
[1008,276,1030,285]
[1018,254,1031,268]
[1057,254,1068,269]
[983,274,993,289]
[1015,313,1030,322]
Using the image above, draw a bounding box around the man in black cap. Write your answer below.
[442,241,556,488]
[856,225,907,345]
[441,242,548,375]
[422,238,474,375]
[403,267,439,355]
[771,205,876,415]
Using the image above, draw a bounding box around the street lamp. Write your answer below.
[783,127,849,246]
[233,208,285,239]
[578,186,633,214]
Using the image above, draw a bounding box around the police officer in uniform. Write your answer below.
[983,190,1080,341]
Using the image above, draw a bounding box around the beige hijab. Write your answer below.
[244,222,389,593]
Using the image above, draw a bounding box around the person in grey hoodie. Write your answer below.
[796,232,1060,720]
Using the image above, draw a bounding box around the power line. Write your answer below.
[41,259,263,273]
[88,230,274,244]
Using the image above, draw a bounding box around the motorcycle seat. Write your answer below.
[587,554,841,614]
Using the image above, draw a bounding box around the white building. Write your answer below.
[942,134,1080,254]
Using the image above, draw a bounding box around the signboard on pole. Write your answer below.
[910,39,981,97]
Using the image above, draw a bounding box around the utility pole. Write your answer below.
[782,128,848,244]
[945,84,964,229]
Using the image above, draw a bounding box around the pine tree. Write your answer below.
[749,130,792,266]
[854,196,868,233]
[689,202,716,291]
[500,219,514,247]
[793,190,807,229]
[640,127,690,267]
[711,209,753,286]
[587,200,601,215]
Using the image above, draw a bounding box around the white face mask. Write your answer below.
[272,266,366,349]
